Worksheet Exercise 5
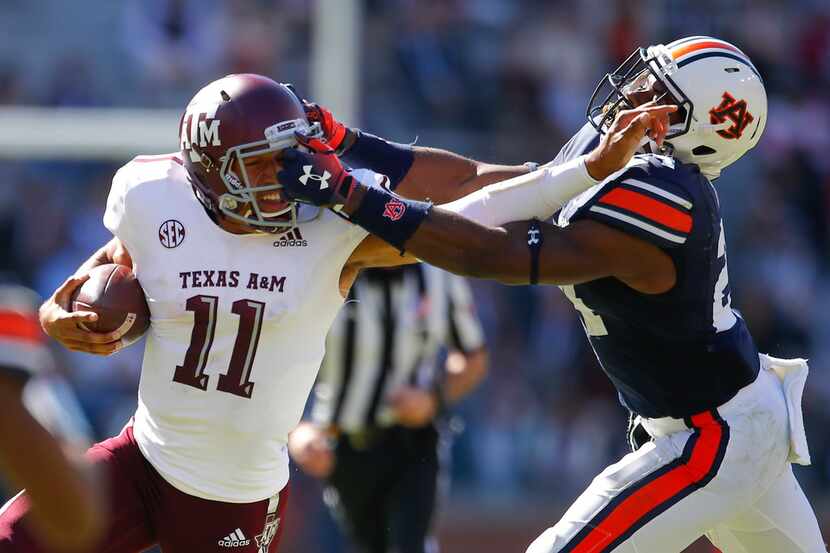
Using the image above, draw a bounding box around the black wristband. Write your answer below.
[341,131,415,190]
[349,186,432,253]
[527,219,544,285]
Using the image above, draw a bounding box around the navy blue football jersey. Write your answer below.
[552,124,759,418]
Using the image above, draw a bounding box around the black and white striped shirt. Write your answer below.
[311,265,484,432]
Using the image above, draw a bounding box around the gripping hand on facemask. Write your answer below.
[283,84,351,153]
[302,102,351,153]
[278,147,355,209]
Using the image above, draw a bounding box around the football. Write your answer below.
[71,263,150,345]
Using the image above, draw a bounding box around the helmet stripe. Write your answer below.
[671,39,744,60]
[676,51,762,81]
[666,36,712,49]
[669,37,760,79]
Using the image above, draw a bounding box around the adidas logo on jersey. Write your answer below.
[218,528,250,547]
[272,228,308,248]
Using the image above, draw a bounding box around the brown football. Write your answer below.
[71,264,150,345]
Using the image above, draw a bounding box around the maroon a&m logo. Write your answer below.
[159,219,186,248]
[382,199,406,221]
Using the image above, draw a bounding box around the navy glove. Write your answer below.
[278,148,355,208]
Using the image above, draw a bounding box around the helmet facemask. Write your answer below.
[195,119,324,233]
[587,45,692,149]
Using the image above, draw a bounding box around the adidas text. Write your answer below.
[273,228,308,248]
[272,238,308,248]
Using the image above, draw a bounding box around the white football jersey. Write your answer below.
[104,153,370,502]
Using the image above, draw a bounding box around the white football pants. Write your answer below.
[526,364,826,553]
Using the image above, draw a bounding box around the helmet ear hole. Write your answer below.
[692,145,717,155]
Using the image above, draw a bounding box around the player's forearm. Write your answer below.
[439,155,598,226]
[404,214,613,286]
[401,208,533,284]
[0,382,104,549]
[341,130,532,203]
[338,179,532,283]
[396,147,532,204]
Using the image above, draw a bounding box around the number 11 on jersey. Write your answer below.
[172,294,265,399]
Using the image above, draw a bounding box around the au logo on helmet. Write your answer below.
[709,92,754,140]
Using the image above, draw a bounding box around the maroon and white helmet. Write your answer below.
[179,74,323,231]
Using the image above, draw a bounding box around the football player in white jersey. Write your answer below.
[0,74,670,553]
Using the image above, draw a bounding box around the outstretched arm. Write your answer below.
[398,215,675,293]
[364,105,677,291]
[280,104,677,281]
[394,146,538,204]
[300,101,537,203]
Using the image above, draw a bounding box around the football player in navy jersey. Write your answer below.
[278,37,826,553]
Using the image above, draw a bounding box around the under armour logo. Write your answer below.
[709,92,754,140]
[298,165,331,189]
[527,228,541,245]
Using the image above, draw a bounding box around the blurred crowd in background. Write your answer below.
[1,0,830,550]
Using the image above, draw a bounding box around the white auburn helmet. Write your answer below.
[587,36,767,180]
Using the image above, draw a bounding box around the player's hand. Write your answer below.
[288,422,335,478]
[387,386,438,428]
[302,102,351,153]
[277,147,355,208]
[282,84,353,153]
[39,274,125,356]
[584,102,678,181]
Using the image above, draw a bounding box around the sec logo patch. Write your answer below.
[159,219,186,248]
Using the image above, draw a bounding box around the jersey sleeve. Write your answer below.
[103,163,138,250]
[574,168,695,248]
[444,273,485,353]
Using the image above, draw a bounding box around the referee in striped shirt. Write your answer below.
[289,264,488,553]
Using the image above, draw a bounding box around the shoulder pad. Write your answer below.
[571,157,696,248]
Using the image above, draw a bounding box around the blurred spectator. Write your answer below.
[0,65,25,105]
[122,0,228,105]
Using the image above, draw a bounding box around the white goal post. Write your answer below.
[0,107,180,160]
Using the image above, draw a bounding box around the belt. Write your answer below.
[640,367,770,438]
